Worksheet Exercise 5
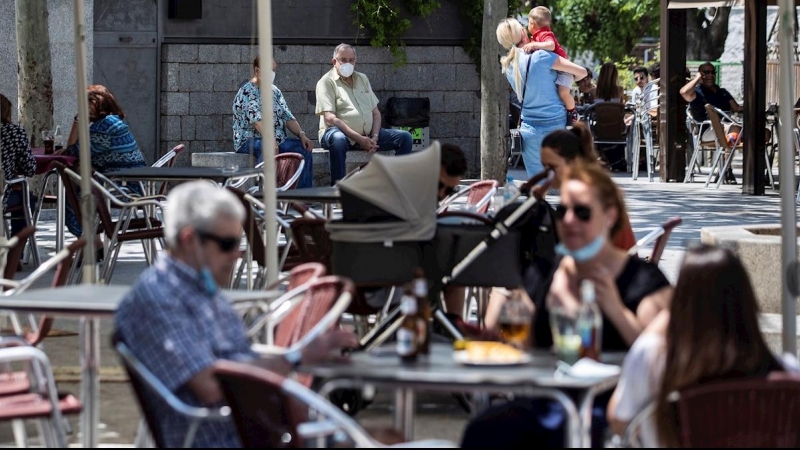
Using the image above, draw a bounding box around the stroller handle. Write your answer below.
[519,169,556,200]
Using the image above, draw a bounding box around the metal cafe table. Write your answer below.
[302,343,624,447]
[31,148,78,252]
[108,166,263,190]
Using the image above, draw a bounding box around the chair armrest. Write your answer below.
[297,420,342,439]
[250,343,286,356]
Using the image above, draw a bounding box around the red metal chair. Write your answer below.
[631,216,682,265]
[677,376,800,448]
[152,143,186,195]
[275,153,305,191]
[213,360,456,448]
[1,227,36,282]
[437,180,499,215]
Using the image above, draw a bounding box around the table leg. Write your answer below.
[394,388,415,441]
[80,317,100,449]
[576,390,598,448]
[56,177,65,252]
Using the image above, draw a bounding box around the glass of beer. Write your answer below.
[42,130,55,154]
[498,291,533,349]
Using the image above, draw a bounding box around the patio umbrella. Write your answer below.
[257,0,279,285]
[777,0,797,354]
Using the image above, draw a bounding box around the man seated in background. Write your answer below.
[576,67,596,105]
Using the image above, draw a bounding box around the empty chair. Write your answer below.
[583,102,629,171]
[214,360,457,448]
[683,107,714,183]
[437,180,499,215]
[704,104,743,188]
[630,216,682,265]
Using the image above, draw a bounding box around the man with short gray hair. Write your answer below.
[115,181,357,447]
[316,43,413,184]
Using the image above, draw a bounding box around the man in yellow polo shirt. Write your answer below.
[316,43,413,184]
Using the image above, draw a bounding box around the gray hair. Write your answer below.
[163,181,245,248]
[333,43,356,60]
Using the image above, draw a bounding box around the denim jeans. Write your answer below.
[236,138,265,164]
[4,190,35,237]
[519,117,567,178]
[320,127,413,185]
[278,138,313,188]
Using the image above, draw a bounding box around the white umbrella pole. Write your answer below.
[73,0,95,285]
[257,0,278,285]
[779,0,797,355]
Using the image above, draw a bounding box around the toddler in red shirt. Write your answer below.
[523,6,577,124]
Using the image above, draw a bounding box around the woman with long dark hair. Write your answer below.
[595,62,624,103]
[608,245,798,447]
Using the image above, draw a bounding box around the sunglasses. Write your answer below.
[198,231,240,253]
[701,70,716,75]
[555,204,593,222]
[634,76,646,81]
[439,181,457,197]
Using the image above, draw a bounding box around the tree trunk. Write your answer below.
[15,0,53,147]
[480,0,508,182]
[686,7,731,61]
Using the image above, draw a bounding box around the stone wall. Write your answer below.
[160,44,481,173]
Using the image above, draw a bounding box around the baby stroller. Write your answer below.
[328,142,558,350]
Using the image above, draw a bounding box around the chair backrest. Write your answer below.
[650,216,682,265]
[465,180,499,214]
[705,104,736,150]
[589,102,627,142]
[227,187,266,266]
[54,162,85,227]
[275,153,305,190]
[26,238,87,346]
[273,276,353,352]
[289,218,331,272]
[213,361,304,448]
[2,226,36,282]
[152,143,185,168]
[677,376,800,448]
[287,262,326,291]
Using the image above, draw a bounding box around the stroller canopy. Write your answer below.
[328,142,441,243]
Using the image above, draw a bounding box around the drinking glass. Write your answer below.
[550,306,582,365]
[498,293,533,349]
[42,130,55,154]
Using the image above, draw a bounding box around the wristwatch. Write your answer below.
[284,347,303,369]
[371,133,379,139]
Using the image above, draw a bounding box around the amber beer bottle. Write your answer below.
[412,268,431,355]
[397,289,420,363]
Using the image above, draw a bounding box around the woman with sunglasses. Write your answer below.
[461,163,672,448]
[607,245,799,447]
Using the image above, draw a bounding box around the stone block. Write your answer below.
[237,64,253,86]
[163,44,198,63]
[241,46,258,64]
[192,151,254,169]
[354,45,393,64]
[162,63,179,92]
[300,115,321,141]
[189,92,233,115]
[214,64,241,92]
[161,116,181,141]
[161,92,189,116]
[433,65,458,91]
[385,65,430,91]
[282,91,308,115]
[453,48,473,64]
[701,224,800,314]
[195,116,224,141]
[444,91,475,112]
[405,47,453,64]
[358,65,385,91]
[456,64,480,91]
[179,64,215,92]
[274,45,304,64]
[278,64,329,92]
[304,45,336,64]
[199,44,241,64]
[311,147,397,186]
[430,113,462,138]
[426,91,447,113]
[181,116,196,141]
[222,116,234,138]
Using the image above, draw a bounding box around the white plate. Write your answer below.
[453,350,532,366]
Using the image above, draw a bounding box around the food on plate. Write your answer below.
[463,341,524,363]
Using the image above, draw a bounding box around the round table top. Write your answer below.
[31,148,77,175]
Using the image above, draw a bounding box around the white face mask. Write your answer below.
[269,71,276,84]
[338,63,355,78]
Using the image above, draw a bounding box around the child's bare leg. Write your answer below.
[558,85,575,110]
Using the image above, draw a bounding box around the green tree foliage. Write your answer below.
[459,0,526,72]
[351,0,441,65]
[534,0,660,61]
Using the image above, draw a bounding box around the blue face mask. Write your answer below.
[200,267,218,296]
[555,235,606,263]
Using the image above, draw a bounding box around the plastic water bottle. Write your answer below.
[504,177,519,203]
[577,279,602,361]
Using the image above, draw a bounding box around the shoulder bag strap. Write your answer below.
[518,55,534,128]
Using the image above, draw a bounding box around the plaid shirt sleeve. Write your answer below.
[117,282,217,393]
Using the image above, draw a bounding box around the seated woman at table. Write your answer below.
[594,62,624,104]
[483,124,636,331]
[0,94,38,238]
[59,85,146,238]
[460,162,672,448]
[607,245,800,447]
